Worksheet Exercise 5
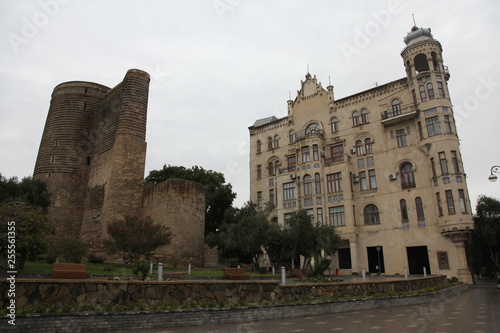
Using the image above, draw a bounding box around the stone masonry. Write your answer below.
[33,69,205,266]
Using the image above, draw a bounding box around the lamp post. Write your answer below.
[376,245,381,274]
[489,165,500,182]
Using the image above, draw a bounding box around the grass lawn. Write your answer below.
[17,260,274,279]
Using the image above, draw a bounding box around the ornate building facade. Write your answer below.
[249,27,474,283]
[34,69,205,266]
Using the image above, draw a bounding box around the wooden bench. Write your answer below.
[52,263,87,279]
[223,267,250,280]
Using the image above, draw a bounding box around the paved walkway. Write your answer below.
[112,278,500,333]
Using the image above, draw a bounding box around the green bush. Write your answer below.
[132,259,150,280]
[224,258,239,268]
[310,258,332,277]
[46,237,88,263]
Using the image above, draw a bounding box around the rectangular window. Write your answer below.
[359,171,367,190]
[366,156,374,168]
[327,172,343,193]
[426,116,441,136]
[444,115,452,134]
[302,146,310,163]
[313,144,319,161]
[436,192,443,216]
[283,182,296,201]
[330,145,344,162]
[257,191,262,208]
[329,206,345,226]
[437,251,449,269]
[417,121,423,140]
[445,190,455,214]
[437,81,445,98]
[257,165,262,180]
[458,189,467,213]
[357,158,365,170]
[396,129,407,147]
[284,213,292,225]
[306,209,314,222]
[451,151,460,173]
[269,189,275,206]
[287,155,296,172]
[369,169,377,189]
[439,152,449,175]
[430,157,437,178]
[317,208,323,225]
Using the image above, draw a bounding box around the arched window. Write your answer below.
[352,111,360,126]
[414,53,429,73]
[267,137,273,150]
[427,83,435,99]
[400,199,408,221]
[315,173,321,194]
[303,174,312,195]
[419,85,427,102]
[257,140,262,154]
[363,204,380,225]
[392,99,401,116]
[361,109,369,123]
[268,162,274,176]
[356,140,364,156]
[365,138,373,154]
[331,117,338,132]
[289,130,296,144]
[306,123,321,136]
[274,135,280,148]
[401,162,416,189]
[415,197,425,220]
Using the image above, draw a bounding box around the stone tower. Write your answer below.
[34,69,206,266]
[401,27,472,281]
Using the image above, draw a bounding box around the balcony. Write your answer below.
[380,103,418,126]
[294,129,325,142]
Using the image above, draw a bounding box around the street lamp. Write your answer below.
[488,165,500,182]
[376,245,381,274]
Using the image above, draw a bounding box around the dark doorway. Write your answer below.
[338,248,352,269]
[406,246,431,274]
[367,246,385,273]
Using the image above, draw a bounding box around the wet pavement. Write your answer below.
[111,278,500,333]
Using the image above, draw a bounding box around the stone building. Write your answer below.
[34,69,205,266]
[249,27,474,283]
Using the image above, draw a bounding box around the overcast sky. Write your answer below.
[1,0,499,209]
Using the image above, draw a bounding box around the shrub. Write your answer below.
[46,237,88,263]
[225,258,239,268]
[310,258,332,277]
[132,259,150,280]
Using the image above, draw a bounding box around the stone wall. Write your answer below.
[0,277,466,333]
[143,179,206,267]
[1,276,446,310]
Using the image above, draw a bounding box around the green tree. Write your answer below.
[470,195,500,277]
[0,202,54,264]
[145,165,236,236]
[0,174,51,209]
[46,236,88,263]
[104,215,173,263]
[206,202,270,268]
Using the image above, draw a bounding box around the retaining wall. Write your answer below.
[1,276,458,332]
